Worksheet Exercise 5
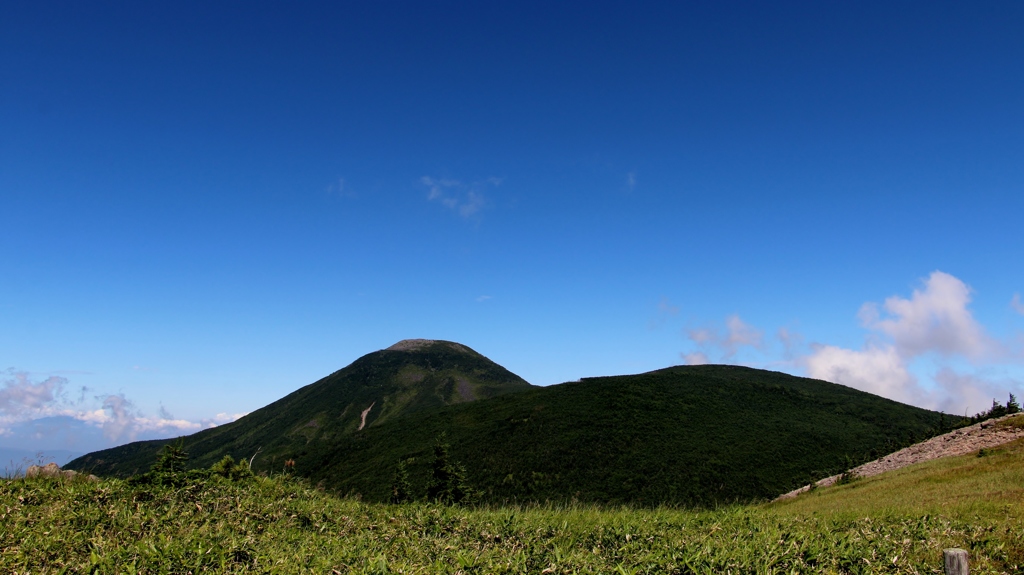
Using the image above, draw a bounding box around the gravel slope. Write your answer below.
[774,412,1024,501]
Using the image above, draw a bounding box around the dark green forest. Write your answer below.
[69,343,945,508]
[292,365,944,506]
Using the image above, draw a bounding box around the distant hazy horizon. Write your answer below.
[1,448,81,478]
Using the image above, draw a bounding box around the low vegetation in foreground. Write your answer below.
[4,438,1024,574]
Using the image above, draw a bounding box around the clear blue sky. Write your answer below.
[3,1,1023,456]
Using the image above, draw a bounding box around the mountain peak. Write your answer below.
[68,339,532,479]
[385,339,471,353]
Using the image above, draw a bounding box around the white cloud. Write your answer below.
[858,271,994,359]
[799,271,1021,413]
[46,395,203,442]
[1012,293,1024,315]
[804,344,920,405]
[98,394,136,440]
[421,176,497,218]
[203,412,248,428]
[626,171,636,193]
[475,295,492,302]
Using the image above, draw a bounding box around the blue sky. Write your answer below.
[3,2,1023,457]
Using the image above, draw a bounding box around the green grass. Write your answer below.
[7,439,1023,573]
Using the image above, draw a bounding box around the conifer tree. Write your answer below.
[990,398,1007,419]
[427,436,471,504]
[1008,393,1021,415]
[390,459,413,504]
[152,441,188,474]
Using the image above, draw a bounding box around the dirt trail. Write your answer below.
[774,412,1024,502]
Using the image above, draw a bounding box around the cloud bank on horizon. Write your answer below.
[682,271,1023,415]
[0,369,244,451]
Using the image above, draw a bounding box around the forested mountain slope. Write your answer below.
[295,364,943,506]
[68,339,532,476]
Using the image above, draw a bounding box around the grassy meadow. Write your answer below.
[4,438,1023,574]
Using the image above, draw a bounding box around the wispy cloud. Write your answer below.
[932,367,1018,417]
[681,352,710,365]
[475,295,492,302]
[1012,293,1024,315]
[658,297,679,316]
[326,177,355,199]
[681,314,763,362]
[626,171,636,193]
[421,176,499,218]
[649,297,680,329]
[777,327,805,361]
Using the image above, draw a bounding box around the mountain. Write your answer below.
[291,364,944,506]
[68,344,945,507]
[67,339,532,476]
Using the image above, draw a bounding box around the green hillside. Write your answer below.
[68,339,532,476]
[71,347,945,506]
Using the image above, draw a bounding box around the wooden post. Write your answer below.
[943,548,969,575]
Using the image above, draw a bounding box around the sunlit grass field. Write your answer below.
[3,438,1022,574]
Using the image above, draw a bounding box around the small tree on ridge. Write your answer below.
[427,435,471,504]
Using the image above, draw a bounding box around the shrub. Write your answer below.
[211,455,254,481]
[835,470,859,485]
